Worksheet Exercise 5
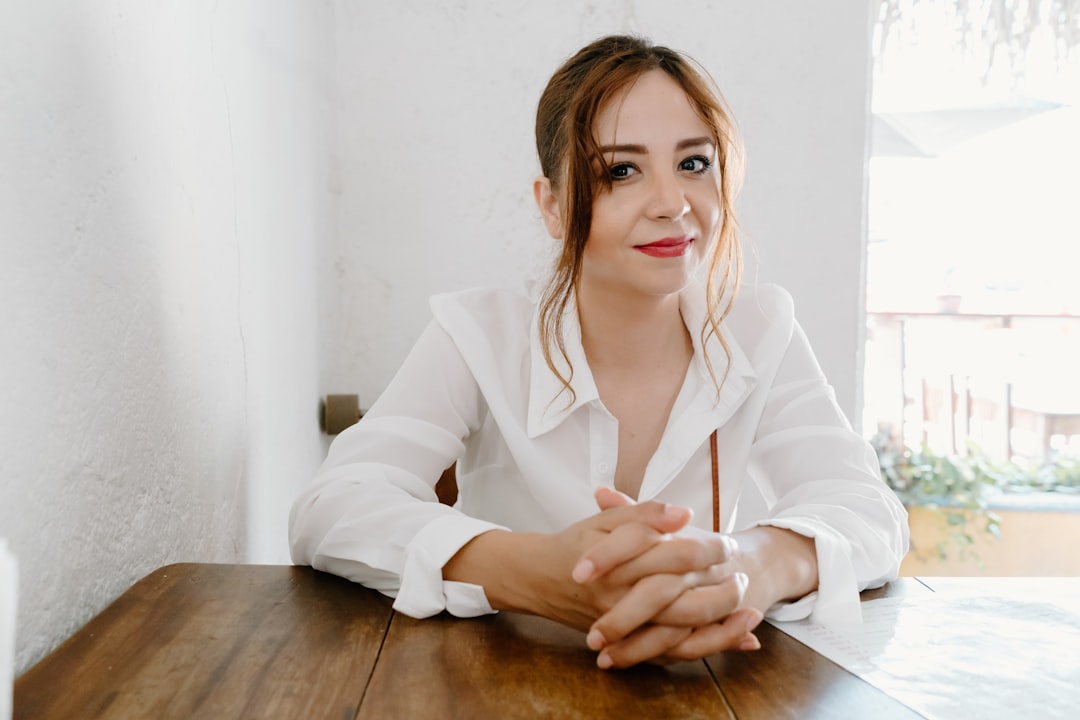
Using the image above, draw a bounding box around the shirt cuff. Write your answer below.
[393,513,508,619]
[754,517,863,625]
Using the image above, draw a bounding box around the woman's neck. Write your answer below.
[576,284,691,373]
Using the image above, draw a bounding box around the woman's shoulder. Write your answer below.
[728,283,795,331]
[429,286,535,343]
[721,284,798,363]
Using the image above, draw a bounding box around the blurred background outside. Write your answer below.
[865,0,1080,573]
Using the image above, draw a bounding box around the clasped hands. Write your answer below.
[548,486,763,669]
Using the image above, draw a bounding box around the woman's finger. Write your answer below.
[593,485,635,510]
[572,521,668,583]
[571,502,692,583]
[650,631,759,665]
[652,573,747,626]
[595,624,692,669]
[600,608,764,668]
[586,572,701,649]
[591,499,692,535]
[600,533,736,588]
[590,570,747,647]
[585,573,686,650]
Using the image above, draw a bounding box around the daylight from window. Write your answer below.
[866,3,1080,460]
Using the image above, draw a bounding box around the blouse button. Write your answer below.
[597,462,611,475]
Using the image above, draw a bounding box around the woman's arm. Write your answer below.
[290,319,506,617]
[291,316,743,632]
[442,499,704,631]
[742,320,908,623]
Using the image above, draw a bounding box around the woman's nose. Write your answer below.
[647,171,690,221]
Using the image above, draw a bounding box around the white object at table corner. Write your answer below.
[0,539,15,720]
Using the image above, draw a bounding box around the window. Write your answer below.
[867,1,1080,457]
[865,1,1080,574]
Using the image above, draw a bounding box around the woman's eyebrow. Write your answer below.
[597,143,647,155]
[597,137,715,155]
[676,136,715,150]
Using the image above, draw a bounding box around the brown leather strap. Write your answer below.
[710,429,719,533]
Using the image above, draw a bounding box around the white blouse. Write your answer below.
[289,283,908,625]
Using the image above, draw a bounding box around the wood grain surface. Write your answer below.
[358,609,733,720]
[14,564,943,719]
[14,564,393,720]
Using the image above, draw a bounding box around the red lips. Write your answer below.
[634,236,693,258]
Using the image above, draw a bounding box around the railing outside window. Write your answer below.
[865,310,1080,462]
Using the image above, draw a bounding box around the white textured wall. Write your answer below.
[0,1,334,673]
[332,0,873,424]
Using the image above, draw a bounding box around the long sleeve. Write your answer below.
[289,319,505,618]
[745,314,909,624]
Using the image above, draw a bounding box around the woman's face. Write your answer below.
[580,69,721,303]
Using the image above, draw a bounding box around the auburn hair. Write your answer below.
[535,35,744,404]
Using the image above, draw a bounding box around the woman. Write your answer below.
[290,35,908,669]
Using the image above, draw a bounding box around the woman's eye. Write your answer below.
[609,163,636,180]
[680,156,713,173]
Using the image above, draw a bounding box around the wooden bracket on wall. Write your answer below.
[321,394,361,435]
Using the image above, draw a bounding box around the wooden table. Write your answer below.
[10,564,1071,719]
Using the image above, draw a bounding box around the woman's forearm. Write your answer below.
[443,529,603,631]
[443,530,546,611]
[442,500,703,632]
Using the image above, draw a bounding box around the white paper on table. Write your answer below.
[770,587,1080,720]
[0,539,16,720]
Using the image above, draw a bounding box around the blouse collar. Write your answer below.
[526,282,758,439]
